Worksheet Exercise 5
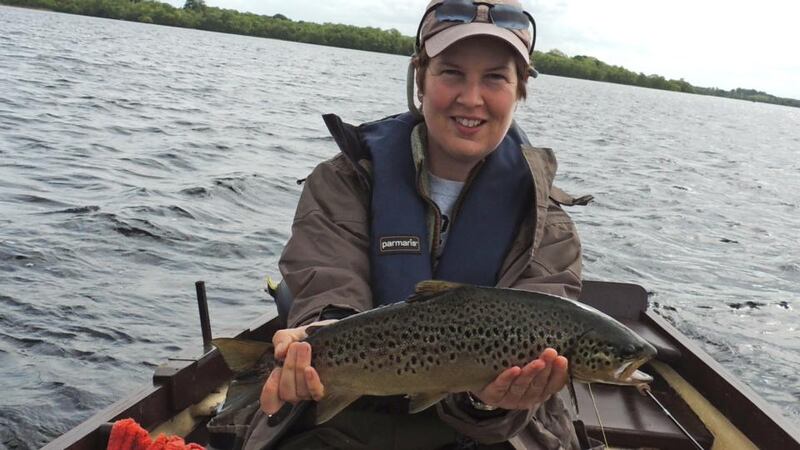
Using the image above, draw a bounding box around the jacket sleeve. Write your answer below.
[436,396,537,444]
[279,154,373,328]
[434,200,584,444]
[513,199,583,300]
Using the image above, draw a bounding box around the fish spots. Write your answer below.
[305,287,647,389]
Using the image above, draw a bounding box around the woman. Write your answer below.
[245,1,588,448]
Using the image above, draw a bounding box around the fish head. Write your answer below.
[568,324,657,386]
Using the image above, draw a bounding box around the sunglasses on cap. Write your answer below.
[415,0,537,54]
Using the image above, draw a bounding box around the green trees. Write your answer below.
[183,0,205,11]
[532,49,798,106]
[534,50,693,93]
[1,0,796,107]
[0,0,413,54]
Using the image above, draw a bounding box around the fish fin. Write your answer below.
[305,318,340,336]
[315,392,361,424]
[567,372,580,416]
[562,333,588,417]
[305,325,324,336]
[212,338,274,374]
[406,280,463,302]
[407,392,448,413]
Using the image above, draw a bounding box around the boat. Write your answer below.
[44,280,800,450]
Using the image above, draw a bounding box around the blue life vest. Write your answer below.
[359,112,534,305]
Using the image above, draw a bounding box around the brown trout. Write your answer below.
[213,280,656,425]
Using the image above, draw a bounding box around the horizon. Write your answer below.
[161,0,800,100]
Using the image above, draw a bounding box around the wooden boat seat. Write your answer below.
[623,320,681,363]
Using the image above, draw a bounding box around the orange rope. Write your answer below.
[107,418,205,450]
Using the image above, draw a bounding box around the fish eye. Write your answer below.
[619,343,639,358]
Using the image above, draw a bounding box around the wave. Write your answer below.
[41,205,101,215]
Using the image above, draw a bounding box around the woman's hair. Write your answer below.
[412,47,531,101]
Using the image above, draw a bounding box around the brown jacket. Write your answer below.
[258,117,589,449]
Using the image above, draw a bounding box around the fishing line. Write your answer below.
[639,385,705,450]
[587,383,609,449]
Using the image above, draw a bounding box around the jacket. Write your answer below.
[250,113,589,449]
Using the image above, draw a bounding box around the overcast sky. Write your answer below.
[173,0,800,99]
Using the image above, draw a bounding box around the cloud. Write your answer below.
[527,0,800,97]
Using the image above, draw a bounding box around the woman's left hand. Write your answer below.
[471,348,568,410]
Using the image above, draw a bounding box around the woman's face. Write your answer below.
[421,36,519,181]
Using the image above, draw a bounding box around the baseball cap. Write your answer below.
[417,0,535,64]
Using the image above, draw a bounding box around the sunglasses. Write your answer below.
[415,0,537,54]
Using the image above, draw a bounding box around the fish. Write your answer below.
[212,280,657,425]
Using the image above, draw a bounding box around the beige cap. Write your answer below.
[418,0,533,64]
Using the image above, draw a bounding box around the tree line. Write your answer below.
[2,0,797,108]
[2,0,414,54]
[533,50,799,108]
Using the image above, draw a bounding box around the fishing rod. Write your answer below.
[639,384,705,450]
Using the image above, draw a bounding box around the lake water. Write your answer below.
[1,6,799,448]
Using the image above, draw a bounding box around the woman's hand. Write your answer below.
[260,319,338,415]
[471,348,568,411]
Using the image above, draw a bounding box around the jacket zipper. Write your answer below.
[449,160,484,224]
[415,168,442,266]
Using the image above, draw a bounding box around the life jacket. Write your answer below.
[354,112,534,305]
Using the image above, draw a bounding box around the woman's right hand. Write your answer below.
[260,319,338,415]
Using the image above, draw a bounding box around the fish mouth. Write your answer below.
[573,356,653,385]
[613,356,653,385]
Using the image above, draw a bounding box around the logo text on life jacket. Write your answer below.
[379,236,421,254]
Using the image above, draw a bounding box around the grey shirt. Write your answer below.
[428,172,464,258]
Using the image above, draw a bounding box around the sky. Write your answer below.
[172,0,800,99]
